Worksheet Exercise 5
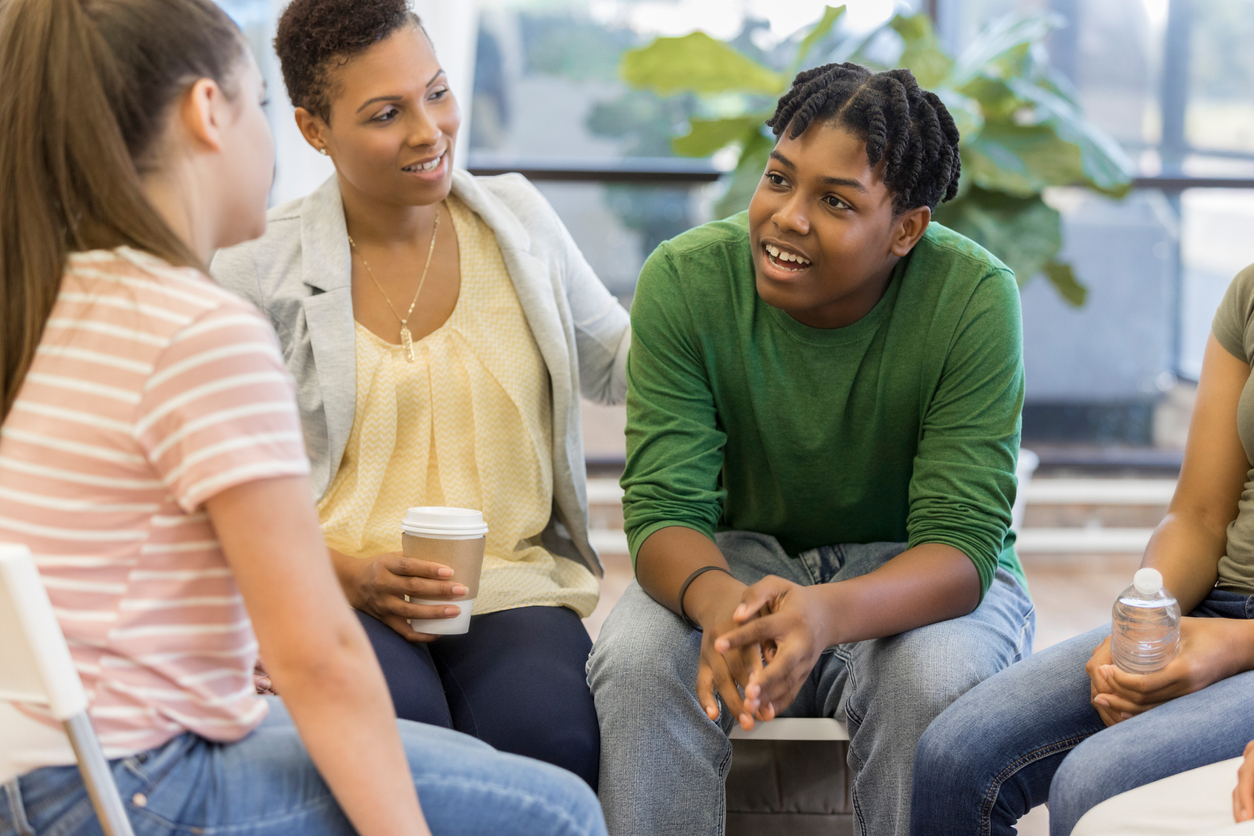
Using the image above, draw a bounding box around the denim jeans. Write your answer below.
[0,698,606,836]
[910,588,1254,836]
[587,531,1035,836]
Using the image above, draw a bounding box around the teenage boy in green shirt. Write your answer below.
[587,63,1034,836]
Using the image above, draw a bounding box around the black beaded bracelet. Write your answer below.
[678,565,732,631]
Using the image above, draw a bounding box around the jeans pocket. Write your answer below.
[121,733,197,797]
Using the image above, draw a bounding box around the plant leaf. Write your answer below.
[933,187,1063,286]
[958,74,1026,122]
[789,5,846,76]
[713,130,774,218]
[951,11,1064,86]
[1005,77,1134,196]
[963,122,1085,196]
[934,86,984,145]
[622,32,786,96]
[671,115,768,157]
[1041,259,1087,307]
[890,13,953,88]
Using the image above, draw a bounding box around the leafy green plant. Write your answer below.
[619,6,1135,306]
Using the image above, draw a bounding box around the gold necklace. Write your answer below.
[348,206,441,362]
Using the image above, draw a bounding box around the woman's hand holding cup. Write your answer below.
[349,551,468,642]
[399,507,488,636]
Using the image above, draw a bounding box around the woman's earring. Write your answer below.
[319,148,329,156]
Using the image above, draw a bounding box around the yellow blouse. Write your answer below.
[318,195,599,617]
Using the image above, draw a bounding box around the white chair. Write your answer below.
[729,716,848,742]
[0,543,135,836]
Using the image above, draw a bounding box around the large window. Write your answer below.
[219,0,1254,450]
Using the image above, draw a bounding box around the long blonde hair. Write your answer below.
[0,0,246,418]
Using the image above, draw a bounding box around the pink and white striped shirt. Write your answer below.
[0,247,309,780]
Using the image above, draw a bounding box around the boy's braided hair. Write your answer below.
[766,63,962,214]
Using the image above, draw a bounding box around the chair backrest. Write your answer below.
[0,543,88,720]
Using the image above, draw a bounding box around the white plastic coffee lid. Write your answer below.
[1133,567,1163,595]
[401,506,488,537]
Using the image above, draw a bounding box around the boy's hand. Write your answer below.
[1090,618,1254,725]
[690,573,766,731]
[714,576,834,720]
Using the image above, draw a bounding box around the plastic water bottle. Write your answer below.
[1110,568,1181,674]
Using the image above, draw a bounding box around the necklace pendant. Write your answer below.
[400,324,415,362]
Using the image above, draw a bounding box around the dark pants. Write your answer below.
[356,605,601,790]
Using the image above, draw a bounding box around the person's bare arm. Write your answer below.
[207,476,430,836]
[1141,334,1249,610]
[636,526,767,729]
[805,543,979,643]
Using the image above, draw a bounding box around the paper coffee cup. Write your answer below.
[401,507,488,636]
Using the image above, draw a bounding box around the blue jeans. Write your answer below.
[0,698,606,836]
[910,588,1254,836]
[587,532,1035,836]
[357,605,600,789]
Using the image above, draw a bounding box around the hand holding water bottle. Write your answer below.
[1089,615,1254,726]
[1111,568,1181,673]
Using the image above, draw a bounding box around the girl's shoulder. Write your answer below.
[68,246,259,325]
[1214,264,1254,363]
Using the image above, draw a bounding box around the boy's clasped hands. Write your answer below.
[694,573,838,730]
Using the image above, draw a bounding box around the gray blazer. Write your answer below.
[210,170,630,577]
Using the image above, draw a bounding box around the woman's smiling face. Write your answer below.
[316,22,460,207]
[748,120,929,329]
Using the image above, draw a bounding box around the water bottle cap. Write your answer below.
[1133,568,1164,595]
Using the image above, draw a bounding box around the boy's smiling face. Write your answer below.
[748,120,931,329]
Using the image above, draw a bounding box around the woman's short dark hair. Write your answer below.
[767,63,962,214]
[274,0,424,122]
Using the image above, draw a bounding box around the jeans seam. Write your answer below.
[3,780,34,836]
[715,737,733,835]
[829,544,845,581]
[127,793,338,833]
[796,549,822,586]
[1015,605,1036,661]
[977,734,1090,836]
[841,653,869,836]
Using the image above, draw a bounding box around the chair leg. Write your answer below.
[62,712,136,836]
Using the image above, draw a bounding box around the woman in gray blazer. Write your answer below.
[211,0,628,790]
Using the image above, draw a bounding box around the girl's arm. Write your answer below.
[1142,333,1249,611]
[206,475,431,836]
[1087,333,1253,725]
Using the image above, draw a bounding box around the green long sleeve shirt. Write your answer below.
[621,213,1026,600]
